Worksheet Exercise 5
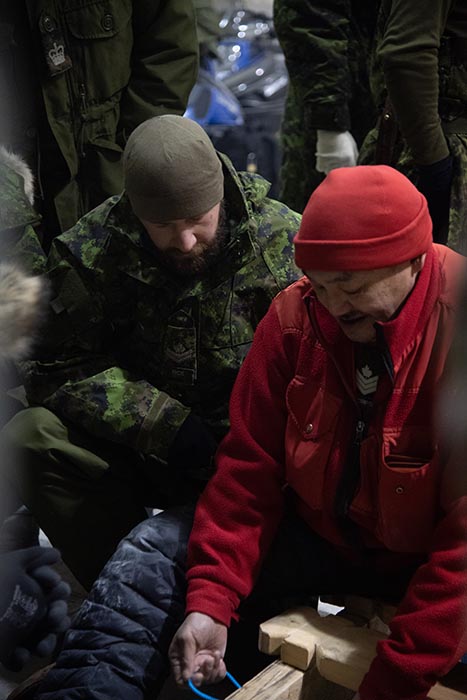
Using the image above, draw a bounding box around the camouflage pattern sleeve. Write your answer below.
[9,224,47,276]
[273,0,353,132]
[22,219,191,462]
[240,173,301,288]
[27,361,192,460]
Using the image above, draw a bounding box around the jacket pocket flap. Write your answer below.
[286,376,342,440]
[65,1,131,40]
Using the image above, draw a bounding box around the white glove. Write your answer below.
[316,130,359,174]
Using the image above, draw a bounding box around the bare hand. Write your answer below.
[169,612,228,687]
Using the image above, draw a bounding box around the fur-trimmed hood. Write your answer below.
[0,146,40,232]
[0,263,48,361]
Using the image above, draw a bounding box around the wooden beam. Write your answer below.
[260,606,377,672]
[317,636,467,700]
[225,659,355,700]
[315,625,386,690]
[258,607,324,655]
[225,660,306,700]
[258,607,467,700]
[320,595,396,626]
[279,613,357,671]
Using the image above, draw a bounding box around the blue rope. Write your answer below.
[189,671,242,699]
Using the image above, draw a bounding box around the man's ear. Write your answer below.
[411,253,426,273]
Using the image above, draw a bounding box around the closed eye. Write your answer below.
[344,287,364,296]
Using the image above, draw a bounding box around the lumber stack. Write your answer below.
[253,605,467,700]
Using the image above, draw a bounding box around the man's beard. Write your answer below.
[151,204,229,278]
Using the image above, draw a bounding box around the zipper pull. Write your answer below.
[79,83,87,114]
[354,419,365,445]
[78,84,88,157]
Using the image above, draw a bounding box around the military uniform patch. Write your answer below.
[39,13,72,77]
[164,306,198,386]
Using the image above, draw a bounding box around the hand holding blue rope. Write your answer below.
[188,671,242,699]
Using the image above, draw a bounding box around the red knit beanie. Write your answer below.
[294,165,432,271]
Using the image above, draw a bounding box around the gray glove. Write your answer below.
[316,130,359,174]
[0,546,71,671]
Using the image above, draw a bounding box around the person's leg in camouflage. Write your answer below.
[278,84,324,213]
[444,133,467,254]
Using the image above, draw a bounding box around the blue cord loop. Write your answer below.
[189,671,242,699]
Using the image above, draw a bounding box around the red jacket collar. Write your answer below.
[375,246,438,373]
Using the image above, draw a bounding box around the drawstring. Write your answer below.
[189,671,242,699]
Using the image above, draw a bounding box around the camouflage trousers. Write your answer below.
[278,85,324,213]
[278,77,376,214]
[0,407,207,590]
[359,125,467,254]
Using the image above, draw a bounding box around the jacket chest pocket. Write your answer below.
[375,428,440,552]
[64,0,133,99]
[196,285,256,384]
[131,296,199,390]
[285,376,342,510]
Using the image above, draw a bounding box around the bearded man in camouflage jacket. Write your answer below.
[1,116,301,590]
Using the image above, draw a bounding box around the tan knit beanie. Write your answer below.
[123,115,224,222]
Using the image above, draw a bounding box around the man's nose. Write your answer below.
[171,226,197,253]
[325,292,353,318]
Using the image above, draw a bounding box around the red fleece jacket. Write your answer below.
[186,244,467,700]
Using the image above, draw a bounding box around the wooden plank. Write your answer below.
[259,607,324,655]
[225,655,467,700]
[261,607,467,700]
[280,613,356,671]
[315,626,467,700]
[315,625,384,690]
[225,659,356,700]
[429,682,467,700]
[225,660,306,700]
[320,595,396,626]
[259,603,392,664]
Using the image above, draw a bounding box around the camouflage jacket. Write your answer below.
[0,159,45,275]
[22,155,301,462]
[1,0,199,235]
[274,0,378,137]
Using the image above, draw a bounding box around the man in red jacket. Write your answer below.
[170,165,467,700]
[14,165,467,700]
